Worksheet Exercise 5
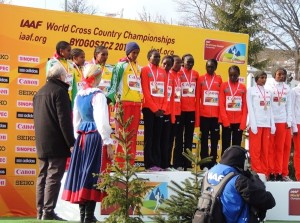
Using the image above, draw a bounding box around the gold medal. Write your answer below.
[188,87,193,93]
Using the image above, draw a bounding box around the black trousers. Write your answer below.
[221,123,243,154]
[160,114,171,169]
[174,111,195,169]
[200,116,220,168]
[142,107,163,169]
[168,115,181,167]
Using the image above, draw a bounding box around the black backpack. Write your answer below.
[192,172,236,223]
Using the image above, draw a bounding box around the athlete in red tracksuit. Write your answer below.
[219,65,247,154]
[141,49,168,171]
[267,67,292,181]
[247,71,275,177]
[291,83,300,181]
[174,54,199,170]
[196,59,222,169]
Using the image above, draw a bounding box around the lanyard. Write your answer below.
[228,81,240,101]
[92,58,105,77]
[181,68,193,88]
[256,84,267,110]
[54,58,69,73]
[148,64,159,87]
[205,74,216,91]
[73,63,82,78]
[127,57,139,79]
[275,82,284,103]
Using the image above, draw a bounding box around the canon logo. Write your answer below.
[16,123,35,131]
[0,54,10,61]
[15,146,36,153]
[17,135,35,141]
[18,55,40,63]
[0,179,6,186]
[0,65,9,72]
[14,168,36,176]
[0,88,9,95]
[0,157,7,164]
[17,78,39,86]
[15,157,36,164]
[17,100,33,108]
[0,111,8,118]
[0,134,7,141]
[15,180,35,186]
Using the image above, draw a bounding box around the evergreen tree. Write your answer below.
[210,0,266,69]
[96,98,152,223]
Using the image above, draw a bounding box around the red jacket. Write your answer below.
[141,63,168,113]
[219,81,247,130]
[196,73,223,127]
[178,67,199,112]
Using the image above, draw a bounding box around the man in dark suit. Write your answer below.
[33,63,75,221]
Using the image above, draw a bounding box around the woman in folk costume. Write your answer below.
[62,64,114,223]
[46,40,77,107]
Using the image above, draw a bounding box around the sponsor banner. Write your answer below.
[0,134,7,141]
[16,123,35,131]
[0,179,6,186]
[0,110,8,118]
[0,88,9,95]
[0,156,7,164]
[0,100,7,106]
[0,65,9,72]
[16,135,35,141]
[14,179,35,186]
[0,168,6,175]
[0,145,6,151]
[18,90,37,96]
[17,77,39,86]
[0,122,8,129]
[16,100,33,108]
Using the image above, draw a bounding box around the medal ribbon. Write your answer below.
[181,68,193,88]
[148,64,159,87]
[275,83,284,103]
[205,74,216,91]
[228,80,240,101]
[54,58,69,73]
[256,84,266,106]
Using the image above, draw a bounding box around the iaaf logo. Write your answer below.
[0,65,9,72]
[14,168,36,176]
[18,78,39,86]
[0,88,9,95]
[0,156,7,164]
[0,134,7,141]
[0,111,8,118]
[18,55,40,63]
[0,179,6,186]
[0,53,10,61]
[15,146,36,153]
[17,100,33,108]
[16,123,35,131]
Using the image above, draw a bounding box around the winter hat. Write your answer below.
[83,64,102,80]
[220,145,248,169]
[125,42,140,56]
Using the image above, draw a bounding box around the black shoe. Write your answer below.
[276,174,283,181]
[269,173,276,181]
[42,212,66,221]
[37,213,42,220]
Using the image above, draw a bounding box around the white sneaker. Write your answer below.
[282,176,293,182]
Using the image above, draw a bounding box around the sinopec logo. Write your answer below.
[0,65,9,72]
[18,66,39,75]
[18,55,40,64]
[0,54,10,61]
[0,122,8,129]
[17,100,33,108]
[18,90,37,96]
[0,134,7,141]
[0,88,9,95]
[0,77,9,83]
[15,157,36,164]
[0,168,6,175]
[0,111,8,118]
[17,135,35,141]
[15,146,36,153]
[0,146,6,151]
[0,100,7,106]
[14,168,36,176]
[15,180,35,186]
[16,123,35,131]
[0,179,6,186]
[17,78,39,86]
[0,157,7,164]
[16,112,34,119]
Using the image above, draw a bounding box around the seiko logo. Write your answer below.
[17,135,35,141]
[0,65,9,72]
[15,146,36,153]
[16,112,34,119]
[18,55,40,64]
[16,123,35,131]
[0,157,7,164]
[17,78,39,86]
[0,100,7,106]
[18,90,36,96]
[0,122,8,129]
[0,54,10,61]
[0,88,9,95]
[0,179,6,186]
[15,180,35,186]
[0,168,6,175]
[15,157,36,164]
[18,66,39,74]
[0,146,6,151]
[0,111,8,118]
[15,168,36,176]
[0,77,9,83]
[0,134,7,141]
[17,100,33,108]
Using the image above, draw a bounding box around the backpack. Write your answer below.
[192,172,236,223]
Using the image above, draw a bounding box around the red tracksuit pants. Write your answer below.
[293,124,300,181]
[249,127,270,175]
